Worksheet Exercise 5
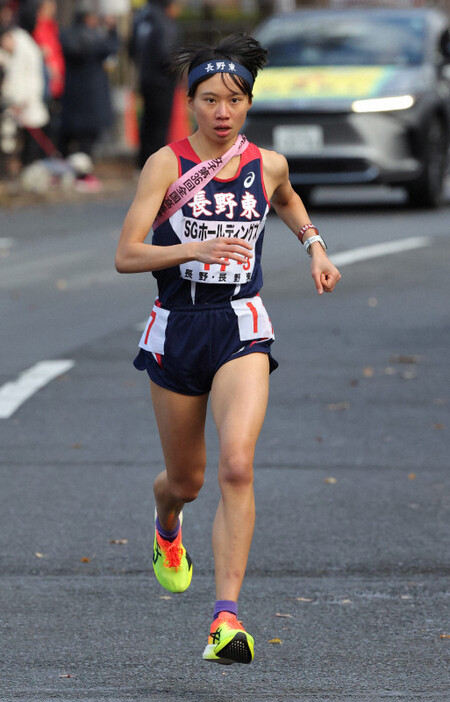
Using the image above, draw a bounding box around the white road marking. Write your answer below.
[330,236,431,267]
[0,237,14,248]
[0,360,74,419]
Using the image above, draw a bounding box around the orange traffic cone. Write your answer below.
[124,90,140,148]
[168,85,192,143]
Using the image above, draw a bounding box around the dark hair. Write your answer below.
[171,33,268,100]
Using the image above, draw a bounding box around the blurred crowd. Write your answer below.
[0,0,183,192]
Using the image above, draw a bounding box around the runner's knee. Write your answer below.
[218,451,254,489]
[169,473,205,503]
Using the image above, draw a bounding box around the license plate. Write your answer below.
[273,125,324,154]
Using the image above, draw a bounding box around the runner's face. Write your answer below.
[188,73,252,143]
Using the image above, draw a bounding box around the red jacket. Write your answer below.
[33,16,65,99]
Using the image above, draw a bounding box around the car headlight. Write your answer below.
[351,95,415,113]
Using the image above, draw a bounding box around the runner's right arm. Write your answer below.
[115,147,252,274]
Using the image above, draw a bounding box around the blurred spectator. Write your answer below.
[33,1,65,101]
[59,0,119,159]
[32,0,65,145]
[0,0,15,30]
[0,19,49,167]
[129,0,153,68]
[130,0,180,169]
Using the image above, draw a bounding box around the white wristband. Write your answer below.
[303,234,327,256]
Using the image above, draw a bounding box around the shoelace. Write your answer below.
[160,535,183,570]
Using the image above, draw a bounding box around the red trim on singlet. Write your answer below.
[168,137,270,205]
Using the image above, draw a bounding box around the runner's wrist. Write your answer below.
[302,233,327,256]
[297,223,319,243]
[184,241,198,262]
[308,240,328,257]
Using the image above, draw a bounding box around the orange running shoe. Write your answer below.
[202,612,254,664]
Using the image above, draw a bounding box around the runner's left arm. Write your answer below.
[262,149,341,295]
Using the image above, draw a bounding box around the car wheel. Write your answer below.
[406,116,448,208]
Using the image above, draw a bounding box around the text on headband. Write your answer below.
[188,61,254,91]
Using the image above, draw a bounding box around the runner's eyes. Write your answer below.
[203,98,243,105]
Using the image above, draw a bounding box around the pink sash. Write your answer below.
[153,135,249,229]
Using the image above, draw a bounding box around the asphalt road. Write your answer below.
[0,184,449,701]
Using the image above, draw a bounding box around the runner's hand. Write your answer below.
[310,250,341,295]
[192,238,253,266]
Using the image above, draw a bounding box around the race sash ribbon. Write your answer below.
[153,134,249,229]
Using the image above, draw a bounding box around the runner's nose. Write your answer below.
[215,101,230,119]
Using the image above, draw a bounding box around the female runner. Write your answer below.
[115,33,341,666]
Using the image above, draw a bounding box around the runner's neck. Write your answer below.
[188,132,240,161]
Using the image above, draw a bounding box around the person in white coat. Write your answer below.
[0,22,49,165]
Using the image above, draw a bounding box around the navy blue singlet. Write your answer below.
[134,137,278,395]
[152,137,270,307]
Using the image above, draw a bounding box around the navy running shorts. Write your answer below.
[133,297,278,396]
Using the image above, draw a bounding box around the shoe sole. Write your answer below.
[203,632,253,665]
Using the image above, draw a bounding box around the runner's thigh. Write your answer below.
[210,353,270,453]
[150,381,209,478]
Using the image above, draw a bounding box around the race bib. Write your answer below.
[178,216,265,285]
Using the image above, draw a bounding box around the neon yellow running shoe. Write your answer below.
[202,612,254,665]
[152,511,193,593]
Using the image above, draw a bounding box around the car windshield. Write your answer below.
[258,14,426,67]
